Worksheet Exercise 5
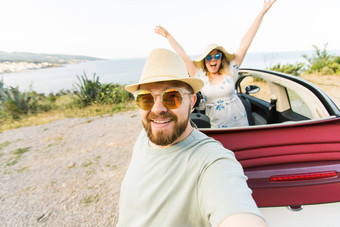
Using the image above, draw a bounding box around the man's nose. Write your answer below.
[150,95,167,113]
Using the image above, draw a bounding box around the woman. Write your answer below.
[155,0,276,128]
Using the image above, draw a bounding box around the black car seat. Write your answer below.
[190,92,211,128]
[237,94,255,125]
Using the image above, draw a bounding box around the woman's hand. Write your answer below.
[154,25,198,77]
[234,0,277,67]
[155,25,169,38]
[262,0,276,14]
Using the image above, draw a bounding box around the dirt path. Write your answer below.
[301,74,340,106]
[0,110,142,226]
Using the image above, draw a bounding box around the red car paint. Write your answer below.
[201,117,340,207]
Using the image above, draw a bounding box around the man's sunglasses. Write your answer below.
[205,53,222,61]
[134,88,191,110]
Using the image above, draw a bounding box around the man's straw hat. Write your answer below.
[125,48,204,93]
[193,43,235,70]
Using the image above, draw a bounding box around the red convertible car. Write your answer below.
[191,69,340,226]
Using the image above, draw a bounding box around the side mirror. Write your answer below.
[245,85,260,94]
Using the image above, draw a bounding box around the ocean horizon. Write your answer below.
[1,49,340,94]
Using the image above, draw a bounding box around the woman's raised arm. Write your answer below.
[233,0,277,67]
[155,25,197,77]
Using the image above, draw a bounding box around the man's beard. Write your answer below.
[142,108,190,146]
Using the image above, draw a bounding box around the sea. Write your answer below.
[1,50,339,95]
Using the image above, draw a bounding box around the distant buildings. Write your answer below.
[0,51,100,74]
[0,61,61,74]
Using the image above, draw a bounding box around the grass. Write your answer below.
[86,168,96,175]
[0,101,137,133]
[16,166,29,173]
[12,147,30,155]
[0,141,11,151]
[82,160,93,167]
[80,194,100,206]
[4,147,31,167]
[47,143,56,148]
[81,156,102,175]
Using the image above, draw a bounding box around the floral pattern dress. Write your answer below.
[195,61,248,128]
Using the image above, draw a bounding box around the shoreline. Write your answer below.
[0,60,86,74]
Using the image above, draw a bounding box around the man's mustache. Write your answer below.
[146,111,178,122]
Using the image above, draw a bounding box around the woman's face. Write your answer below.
[204,49,222,74]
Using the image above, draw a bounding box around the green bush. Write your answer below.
[268,62,305,76]
[329,62,340,75]
[72,72,133,107]
[0,81,61,119]
[0,82,37,119]
[303,43,339,75]
[268,44,339,76]
[99,83,133,104]
[334,56,340,64]
[72,72,103,107]
[0,72,133,121]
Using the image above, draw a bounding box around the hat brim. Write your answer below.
[193,44,235,69]
[125,76,204,93]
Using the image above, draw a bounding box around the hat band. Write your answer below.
[140,75,185,83]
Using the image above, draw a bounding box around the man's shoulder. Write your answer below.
[190,129,224,148]
[188,129,235,158]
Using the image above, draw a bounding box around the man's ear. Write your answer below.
[190,93,197,110]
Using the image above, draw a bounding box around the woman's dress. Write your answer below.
[195,62,248,128]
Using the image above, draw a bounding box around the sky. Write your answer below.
[1,0,339,59]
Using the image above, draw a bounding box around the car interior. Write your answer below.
[190,69,334,128]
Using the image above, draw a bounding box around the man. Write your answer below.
[117,48,267,227]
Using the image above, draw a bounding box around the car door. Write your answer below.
[200,69,340,208]
[201,117,340,207]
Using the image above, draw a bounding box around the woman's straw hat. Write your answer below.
[125,48,204,93]
[193,43,235,70]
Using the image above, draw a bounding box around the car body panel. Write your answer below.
[195,69,340,225]
[260,201,340,227]
[201,117,340,207]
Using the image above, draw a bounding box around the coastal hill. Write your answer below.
[0,51,102,63]
[0,51,103,74]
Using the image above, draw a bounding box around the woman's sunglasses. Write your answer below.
[205,53,222,61]
[134,88,191,111]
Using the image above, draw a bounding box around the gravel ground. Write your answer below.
[0,110,142,226]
